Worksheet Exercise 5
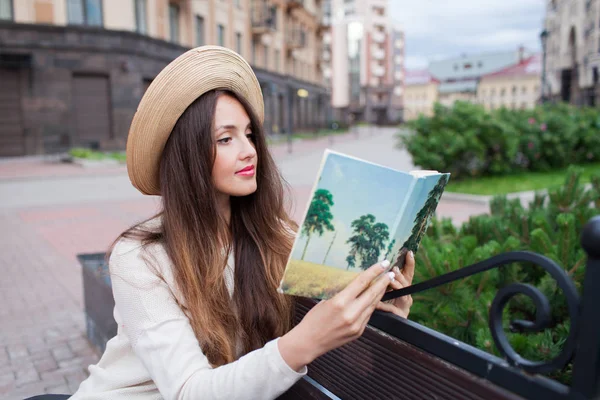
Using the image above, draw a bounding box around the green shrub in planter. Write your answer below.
[408,167,600,384]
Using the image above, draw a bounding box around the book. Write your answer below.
[278,149,450,300]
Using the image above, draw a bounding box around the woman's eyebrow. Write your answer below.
[214,122,251,132]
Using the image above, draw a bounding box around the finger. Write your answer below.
[375,301,397,314]
[355,270,395,311]
[340,260,391,300]
[393,267,410,287]
[402,251,415,283]
[388,277,403,291]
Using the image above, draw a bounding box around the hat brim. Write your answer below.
[126,45,265,196]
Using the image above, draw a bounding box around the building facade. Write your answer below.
[543,0,600,105]
[478,55,541,110]
[429,48,533,109]
[329,0,404,125]
[0,0,331,157]
[403,70,439,120]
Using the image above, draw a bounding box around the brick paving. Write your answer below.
[0,128,490,399]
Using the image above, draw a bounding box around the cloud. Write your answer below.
[391,0,546,68]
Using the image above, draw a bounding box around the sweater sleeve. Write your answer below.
[109,239,307,400]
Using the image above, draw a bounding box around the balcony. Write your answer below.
[371,63,385,77]
[251,0,276,36]
[372,46,385,60]
[286,26,306,49]
[372,13,387,28]
[372,30,386,43]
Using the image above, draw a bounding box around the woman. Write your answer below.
[70,46,414,399]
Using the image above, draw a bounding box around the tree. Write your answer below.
[301,189,335,260]
[322,232,337,265]
[346,214,390,270]
[400,174,449,258]
[384,239,396,259]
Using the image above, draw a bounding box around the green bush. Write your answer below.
[69,148,126,163]
[409,167,600,384]
[401,102,600,179]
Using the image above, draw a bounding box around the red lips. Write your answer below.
[236,165,254,174]
[236,165,255,175]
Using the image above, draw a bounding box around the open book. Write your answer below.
[278,149,450,300]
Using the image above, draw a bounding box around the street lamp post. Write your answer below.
[540,29,549,103]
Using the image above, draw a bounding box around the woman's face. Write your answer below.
[212,94,258,199]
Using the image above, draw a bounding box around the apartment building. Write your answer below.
[543,0,600,105]
[329,0,404,125]
[0,0,330,157]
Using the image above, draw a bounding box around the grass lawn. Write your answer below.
[446,163,600,195]
[280,259,359,299]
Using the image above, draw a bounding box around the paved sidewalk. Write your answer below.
[0,127,489,399]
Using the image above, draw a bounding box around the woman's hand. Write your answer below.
[278,260,395,371]
[377,250,415,318]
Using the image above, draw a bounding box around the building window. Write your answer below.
[196,15,205,46]
[236,0,242,8]
[500,88,506,96]
[135,0,147,34]
[269,6,277,29]
[0,0,13,20]
[217,24,225,47]
[67,0,103,26]
[169,3,180,43]
[235,32,242,54]
[274,49,280,72]
[512,86,517,95]
[522,86,527,94]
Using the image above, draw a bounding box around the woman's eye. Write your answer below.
[246,132,255,140]
[217,137,232,144]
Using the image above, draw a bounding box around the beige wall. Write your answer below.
[103,0,136,32]
[404,83,438,120]
[13,0,66,25]
[478,75,540,110]
[438,91,475,107]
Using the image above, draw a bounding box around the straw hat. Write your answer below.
[126,45,265,196]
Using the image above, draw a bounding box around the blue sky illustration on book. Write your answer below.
[290,152,445,271]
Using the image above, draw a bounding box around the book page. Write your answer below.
[278,150,423,299]
[387,173,451,271]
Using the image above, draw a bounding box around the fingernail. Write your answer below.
[380,260,390,269]
[393,267,400,275]
[409,251,414,260]
[387,271,395,281]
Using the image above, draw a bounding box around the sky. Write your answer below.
[389,0,547,70]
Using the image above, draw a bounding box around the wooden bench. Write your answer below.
[78,216,600,400]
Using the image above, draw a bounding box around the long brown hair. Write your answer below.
[113,89,296,366]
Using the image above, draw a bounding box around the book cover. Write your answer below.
[278,149,450,299]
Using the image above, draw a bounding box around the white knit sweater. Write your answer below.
[71,235,306,400]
